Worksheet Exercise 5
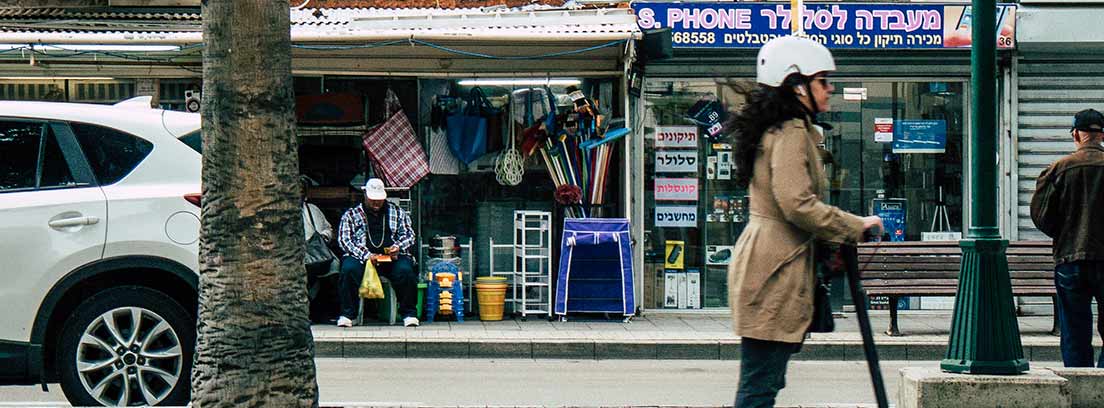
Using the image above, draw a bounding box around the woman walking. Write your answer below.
[727,36,883,407]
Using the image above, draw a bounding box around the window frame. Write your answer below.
[0,117,97,194]
[65,120,156,186]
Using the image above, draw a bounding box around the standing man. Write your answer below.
[1031,108,1104,367]
[337,178,420,327]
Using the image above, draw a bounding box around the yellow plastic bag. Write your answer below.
[359,259,385,299]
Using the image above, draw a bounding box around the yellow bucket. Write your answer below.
[474,281,508,321]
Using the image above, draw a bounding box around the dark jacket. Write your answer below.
[1030,144,1104,264]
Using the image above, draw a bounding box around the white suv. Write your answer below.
[0,100,201,406]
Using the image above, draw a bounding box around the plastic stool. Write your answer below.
[425,263,464,323]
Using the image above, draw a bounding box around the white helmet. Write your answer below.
[756,36,836,87]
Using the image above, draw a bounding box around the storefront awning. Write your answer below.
[0,6,640,77]
[0,7,639,44]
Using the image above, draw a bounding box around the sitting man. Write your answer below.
[337,178,419,327]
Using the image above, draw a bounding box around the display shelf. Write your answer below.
[488,210,553,319]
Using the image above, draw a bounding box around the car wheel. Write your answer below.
[57,286,194,406]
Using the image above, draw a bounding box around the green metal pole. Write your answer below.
[940,0,1028,374]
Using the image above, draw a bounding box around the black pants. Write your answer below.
[338,255,419,320]
[735,337,801,408]
[1055,261,1104,367]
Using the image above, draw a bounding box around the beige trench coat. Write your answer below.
[728,117,866,344]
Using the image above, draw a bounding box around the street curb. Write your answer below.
[315,338,1077,361]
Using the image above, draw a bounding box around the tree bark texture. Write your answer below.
[192,1,319,407]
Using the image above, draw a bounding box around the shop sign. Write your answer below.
[893,119,947,153]
[655,206,699,228]
[844,87,868,101]
[632,2,1016,49]
[655,178,699,201]
[656,150,699,173]
[874,118,894,142]
[654,126,698,148]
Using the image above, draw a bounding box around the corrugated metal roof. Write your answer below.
[290,4,560,25]
[0,7,199,20]
[290,0,568,9]
[292,7,638,38]
[0,6,637,43]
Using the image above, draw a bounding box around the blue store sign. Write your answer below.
[631,2,1016,49]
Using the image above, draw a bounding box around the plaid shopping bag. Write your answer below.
[362,109,429,188]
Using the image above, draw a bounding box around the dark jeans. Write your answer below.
[1055,261,1104,367]
[735,337,801,408]
[338,255,419,320]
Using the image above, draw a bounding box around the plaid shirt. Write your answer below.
[337,202,415,263]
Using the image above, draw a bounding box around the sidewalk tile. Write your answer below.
[483,320,522,330]
[585,323,629,331]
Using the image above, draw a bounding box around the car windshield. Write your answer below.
[179,130,201,154]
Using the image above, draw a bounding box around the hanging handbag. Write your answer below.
[428,126,462,175]
[303,208,335,269]
[446,87,498,164]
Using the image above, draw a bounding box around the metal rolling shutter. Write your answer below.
[1015,60,1104,240]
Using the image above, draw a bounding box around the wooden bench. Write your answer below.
[857,240,1056,336]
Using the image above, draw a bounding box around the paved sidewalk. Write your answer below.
[311,311,1088,361]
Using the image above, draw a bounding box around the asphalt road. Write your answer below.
[0,359,1064,407]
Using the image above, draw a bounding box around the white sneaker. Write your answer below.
[403,316,420,327]
[337,316,353,327]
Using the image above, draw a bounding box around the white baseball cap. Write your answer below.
[363,178,387,200]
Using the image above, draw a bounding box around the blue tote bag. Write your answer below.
[446,87,496,164]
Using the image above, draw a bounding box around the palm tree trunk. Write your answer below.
[192,1,319,406]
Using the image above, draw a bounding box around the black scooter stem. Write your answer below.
[842,243,890,408]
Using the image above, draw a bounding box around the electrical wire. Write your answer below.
[0,38,625,74]
[407,39,626,60]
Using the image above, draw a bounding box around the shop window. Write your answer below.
[642,78,748,310]
[824,81,965,242]
[641,79,967,311]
